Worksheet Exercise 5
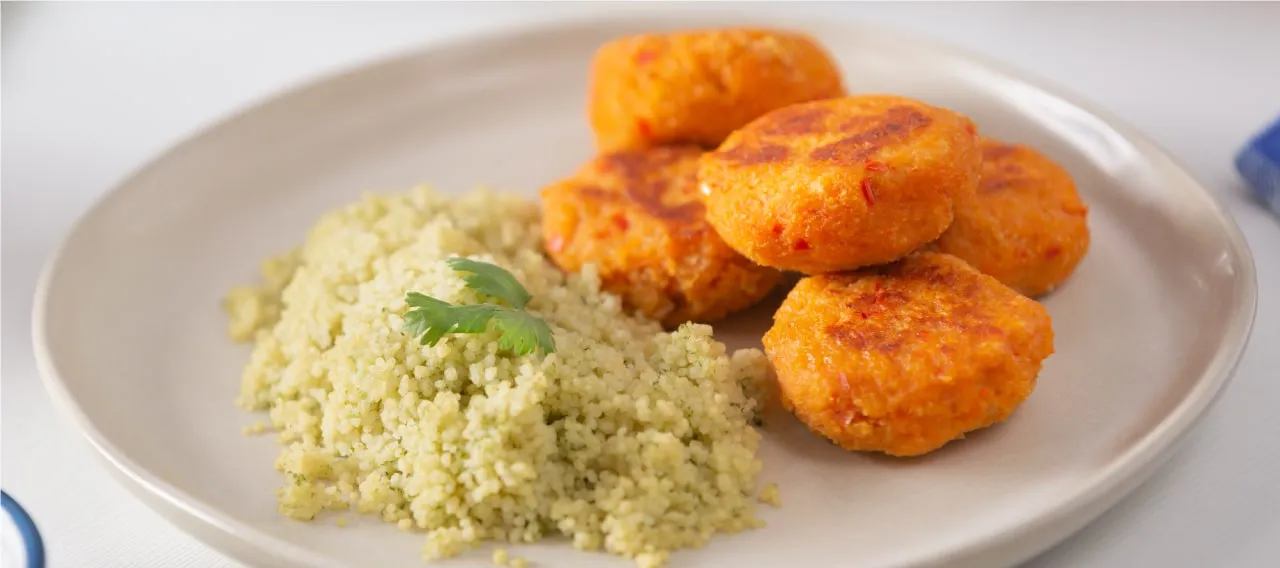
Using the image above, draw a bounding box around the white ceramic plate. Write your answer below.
[34,15,1257,568]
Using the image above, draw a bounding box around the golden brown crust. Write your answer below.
[930,138,1091,297]
[587,28,847,152]
[762,252,1054,457]
[540,146,783,327]
[700,95,983,275]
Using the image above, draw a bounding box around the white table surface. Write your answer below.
[3,2,1279,567]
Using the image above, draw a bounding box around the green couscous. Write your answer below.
[225,186,772,568]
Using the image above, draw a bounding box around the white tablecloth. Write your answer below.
[3,2,1279,567]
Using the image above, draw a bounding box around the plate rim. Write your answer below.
[31,11,1260,568]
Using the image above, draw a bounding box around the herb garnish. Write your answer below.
[402,258,556,356]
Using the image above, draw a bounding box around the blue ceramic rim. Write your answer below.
[1,491,46,568]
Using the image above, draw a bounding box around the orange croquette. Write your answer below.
[587,28,846,152]
[930,137,1090,297]
[762,252,1054,457]
[700,94,983,274]
[540,145,784,327]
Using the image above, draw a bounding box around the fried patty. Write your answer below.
[540,146,784,327]
[700,95,982,274]
[930,138,1090,297]
[763,252,1054,457]
[587,28,846,153]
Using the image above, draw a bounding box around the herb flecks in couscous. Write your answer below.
[226,187,771,568]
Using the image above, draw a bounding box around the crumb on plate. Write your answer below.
[758,482,781,507]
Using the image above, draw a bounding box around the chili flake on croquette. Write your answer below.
[763,252,1055,457]
[931,137,1090,297]
[587,28,847,152]
[700,94,983,274]
[541,146,784,327]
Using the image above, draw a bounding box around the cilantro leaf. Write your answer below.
[403,303,500,347]
[446,304,502,334]
[403,292,454,345]
[401,259,555,356]
[491,307,556,357]
[445,258,532,308]
[406,292,449,309]
[402,306,430,341]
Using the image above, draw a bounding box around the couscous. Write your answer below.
[226,186,772,568]
[758,482,781,507]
